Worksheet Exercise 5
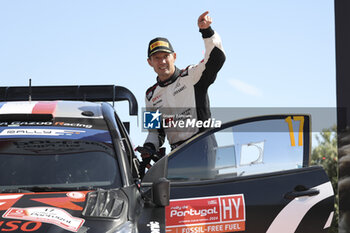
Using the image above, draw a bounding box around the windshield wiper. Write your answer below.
[1,186,96,193]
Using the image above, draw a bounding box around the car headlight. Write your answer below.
[114,221,137,233]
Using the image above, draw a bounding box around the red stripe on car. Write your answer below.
[32,102,57,115]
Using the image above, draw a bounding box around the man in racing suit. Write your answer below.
[140,11,225,172]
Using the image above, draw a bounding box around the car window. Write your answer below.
[167,116,308,182]
[0,114,125,191]
[0,139,122,190]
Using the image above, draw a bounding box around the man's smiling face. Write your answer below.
[148,52,177,81]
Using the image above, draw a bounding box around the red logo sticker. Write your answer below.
[166,194,245,233]
[3,207,85,232]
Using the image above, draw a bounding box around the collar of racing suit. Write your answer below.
[156,66,181,87]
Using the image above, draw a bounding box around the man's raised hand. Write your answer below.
[198,11,212,29]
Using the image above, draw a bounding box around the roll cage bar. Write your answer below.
[0,85,138,116]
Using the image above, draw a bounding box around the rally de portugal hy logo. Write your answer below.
[143,110,162,129]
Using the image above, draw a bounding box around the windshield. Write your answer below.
[0,139,122,192]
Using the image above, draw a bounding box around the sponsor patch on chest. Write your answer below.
[173,85,187,96]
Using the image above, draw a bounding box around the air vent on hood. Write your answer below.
[82,189,127,218]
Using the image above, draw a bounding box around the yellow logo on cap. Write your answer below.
[150,41,169,50]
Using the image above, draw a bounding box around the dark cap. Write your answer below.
[148,37,174,57]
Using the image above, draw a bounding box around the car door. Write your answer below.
[162,115,334,233]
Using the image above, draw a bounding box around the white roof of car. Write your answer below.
[0,101,104,119]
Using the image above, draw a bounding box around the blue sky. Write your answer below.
[0,1,336,148]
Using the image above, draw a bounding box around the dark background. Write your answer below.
[335,0,350,232]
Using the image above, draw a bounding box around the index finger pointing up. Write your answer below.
[198,11,210,22]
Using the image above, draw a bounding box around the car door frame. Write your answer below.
[143,114,334,233]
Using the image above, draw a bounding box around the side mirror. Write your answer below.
[140,177,170,207]
[141,157,170,206]
[152,178,170,207]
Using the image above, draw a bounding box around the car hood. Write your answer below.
[0,190,129,232]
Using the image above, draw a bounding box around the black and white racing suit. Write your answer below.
[144,27,226,152]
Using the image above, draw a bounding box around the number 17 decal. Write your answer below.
[285,116,304,147]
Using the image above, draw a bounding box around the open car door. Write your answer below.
[145,114,334,233]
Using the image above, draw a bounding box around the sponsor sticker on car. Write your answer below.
[3,207,85,232]
[0,129,85,136]
[166,194,245,233]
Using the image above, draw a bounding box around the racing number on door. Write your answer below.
[285,116,304,147]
